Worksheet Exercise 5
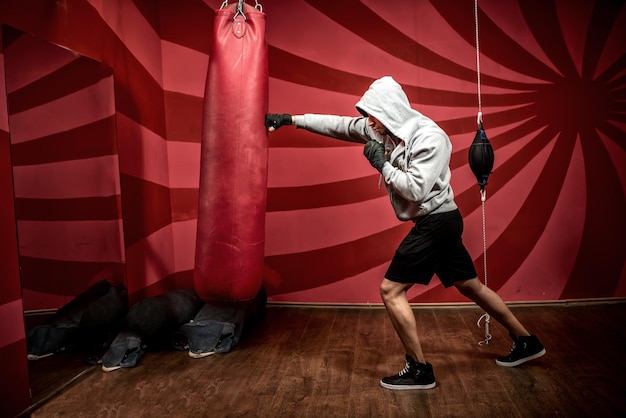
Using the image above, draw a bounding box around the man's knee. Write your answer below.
[379,279,392,301]
[380,278,410,302]
[454,277,481,298]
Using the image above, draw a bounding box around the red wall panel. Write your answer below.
[0,0,623,311]
[0,47,30,418]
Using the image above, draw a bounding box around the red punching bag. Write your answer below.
[194,1,268,302]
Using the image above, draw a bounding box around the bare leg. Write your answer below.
[379,278,426,363]
[454,278,529,339]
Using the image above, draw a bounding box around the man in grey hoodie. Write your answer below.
[266,76,545,390]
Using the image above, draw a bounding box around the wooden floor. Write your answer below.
[22,301,626,417]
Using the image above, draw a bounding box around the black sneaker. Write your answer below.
[380,354,436,390]
[496,334,546,367]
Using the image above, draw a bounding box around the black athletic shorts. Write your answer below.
[385,209,477,287]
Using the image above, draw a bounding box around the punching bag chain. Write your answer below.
[221,0,264,15]
[234,0,246,20]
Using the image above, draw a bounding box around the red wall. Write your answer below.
[0,0,624,305]
[165,0,626,305]
[0,27,31,418]
[4,26,126,311]
[0,0,624,412]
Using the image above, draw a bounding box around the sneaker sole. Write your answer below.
[496,348,546,367]
[379,380,436,390]
[101,364,122,372]
[27,353,54,360]
[188,350,216,359]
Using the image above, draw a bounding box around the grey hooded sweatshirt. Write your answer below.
[295,76,457,221]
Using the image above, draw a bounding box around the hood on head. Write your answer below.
[355,76,426,141]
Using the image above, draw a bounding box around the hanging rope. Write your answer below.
[473,0,492,346]
[477,189,492,345]
[474,0,482,127]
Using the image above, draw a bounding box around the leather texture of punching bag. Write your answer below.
[194,2,268,302]
[468,123,494,191]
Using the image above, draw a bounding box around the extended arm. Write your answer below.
[266,113,380,144]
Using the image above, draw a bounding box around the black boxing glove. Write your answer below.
[265,114,293,131]
[363,140,386,173]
